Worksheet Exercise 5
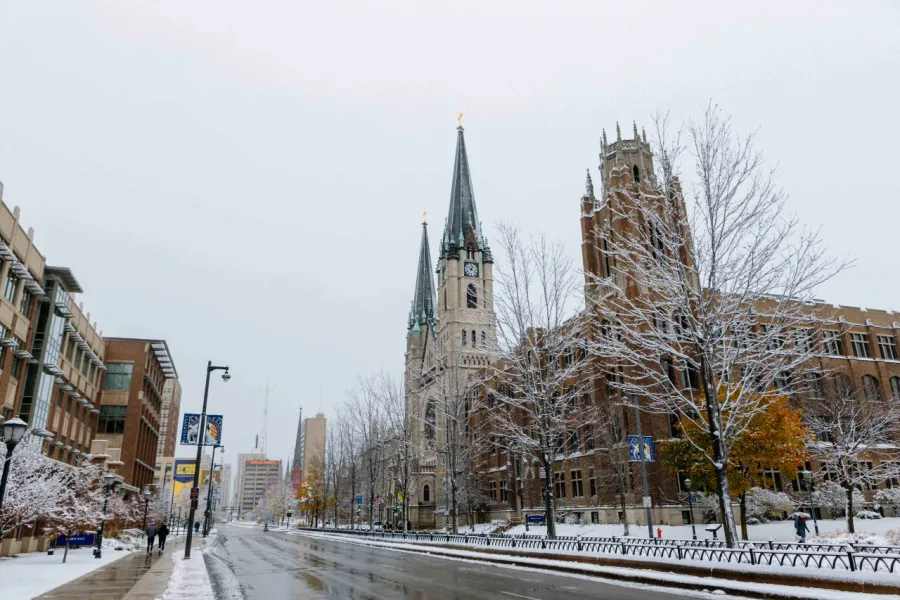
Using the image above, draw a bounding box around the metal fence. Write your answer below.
[297,527,900,573]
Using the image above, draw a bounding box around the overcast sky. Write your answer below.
[1,1,897,471]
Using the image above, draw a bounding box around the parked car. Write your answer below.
[857,510,882,520]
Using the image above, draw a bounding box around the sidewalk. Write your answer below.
[36,534,204,600]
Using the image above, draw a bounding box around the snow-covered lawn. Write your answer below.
[465,518,900,543]
[0,542,135,599]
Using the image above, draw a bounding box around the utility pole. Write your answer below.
[632,394,654,539]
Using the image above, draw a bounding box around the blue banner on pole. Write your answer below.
[355,495,363,505]
[180,414,223,446]
[627,435,655,462]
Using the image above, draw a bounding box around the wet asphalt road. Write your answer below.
[213,524,700,600]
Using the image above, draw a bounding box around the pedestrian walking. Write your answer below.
[146,522,158,554]
[158,522,170,553]
[194,521,200,533]
[795,514,809,543]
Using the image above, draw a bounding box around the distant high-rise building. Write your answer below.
[239,458,281,517]
[234,448,264,513]
[219,463,233,518]
[301,413,326,473]
[157,378,182,457]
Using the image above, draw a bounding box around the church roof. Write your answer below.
[441,126,488,258]
[408,221,436,331]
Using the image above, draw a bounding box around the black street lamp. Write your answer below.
[0,418,28,513]
[94,473,120,559]
[203,444,222,537]
[801,470,820,536]
[185,361,230,559]
[142,489,152,531]
[684,478,697,541]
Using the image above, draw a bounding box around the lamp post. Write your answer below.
[142,489,152,531]
[202,444,222,537]
[0,418,28,513]
[801,470,820,536]
[684,478,697,541]
[632,394,654,539]
[185,362,230,559]
[94,473,119,559]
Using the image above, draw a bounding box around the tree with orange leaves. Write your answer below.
[663,395,809,539]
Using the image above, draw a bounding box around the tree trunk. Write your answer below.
[699,354,738,547]
[450,479,458,534]
[846,485,855,534]
[62,536,69,564]
[739,492,748,541]
[543,461,556,539]
[619,486,629,537]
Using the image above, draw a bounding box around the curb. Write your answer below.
[301,531,900,599]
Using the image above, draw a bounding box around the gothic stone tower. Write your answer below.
[405,122,496,528]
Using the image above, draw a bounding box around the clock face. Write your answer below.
[464,262,479,277]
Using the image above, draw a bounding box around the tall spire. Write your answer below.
[442,123,484,257]
[584,169,595,200]
[409,220,436,331]
[291,407,303,472]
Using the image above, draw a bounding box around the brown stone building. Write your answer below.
[470,127,900,527]
[96,338,177,490]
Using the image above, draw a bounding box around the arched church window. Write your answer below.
[423,484,430,503]
[472,330,476,347]
[481,331,486,347]
[467,284,477,308]
[425,401,436,443]
[863,375,882,402]
[461,330,467,346]
[632,165,640,183]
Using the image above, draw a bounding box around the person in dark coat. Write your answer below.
[146,522,158,554]
[194,521,200,533]
[158,522,170,553]
[795,515,809,543]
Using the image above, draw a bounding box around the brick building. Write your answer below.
[96,338,177,490]
[470,127,900,527]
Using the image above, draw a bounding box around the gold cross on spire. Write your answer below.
[458,111,463,127]
[423,209,427,224]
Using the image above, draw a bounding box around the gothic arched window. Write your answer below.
[632,165,640,183]
[461,330,467,346]
[472,330,476,347]
[863,375,882,402]
[423,484,431,503]
[424,401,436,443]
[467,283,477,308]
[481,331,486,347]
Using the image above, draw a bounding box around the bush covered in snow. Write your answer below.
[745,487,793,522]
[875,488,900,516]
[857,510,882,520]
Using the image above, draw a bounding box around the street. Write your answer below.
[210,524,701,600]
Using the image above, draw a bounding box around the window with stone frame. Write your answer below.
[878,335,899,361]
[500,479,508,503]
[489,481,497,503]
[584,424,595,451]
[822,330,844,356]
[851,332,872,358]
[892,377,900,402]
[862,375,882,403]
[554,472,566,499]
[570,470,584,498]
[588,469,597,497]
[466,284,477,308]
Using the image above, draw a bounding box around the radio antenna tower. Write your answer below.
[260,380,269,456]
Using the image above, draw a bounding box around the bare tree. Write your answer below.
[585,394,634,536]
[585,106,844,546]
[421,354,484,534]
[374,371,418,532]
[800,376,900,533]
[485,222,594,538]
[347,374,386,531]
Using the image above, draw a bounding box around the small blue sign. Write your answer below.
[690,492,697,503]
[355,495,363,505]
[180,414,223,446]
[527,515,545,524]
[56,533,95,546]
[627,435,655,462]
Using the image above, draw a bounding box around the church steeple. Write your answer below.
[408,219,436,332]
[441,124,487,259]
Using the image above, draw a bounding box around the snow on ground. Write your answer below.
[162,535,215,600]
[0,541,135,599]
[486,518,900,543]
[299,531,900,600]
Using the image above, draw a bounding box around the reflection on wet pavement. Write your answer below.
[36,551,160,600]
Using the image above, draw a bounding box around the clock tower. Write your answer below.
[436,122,495,365]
